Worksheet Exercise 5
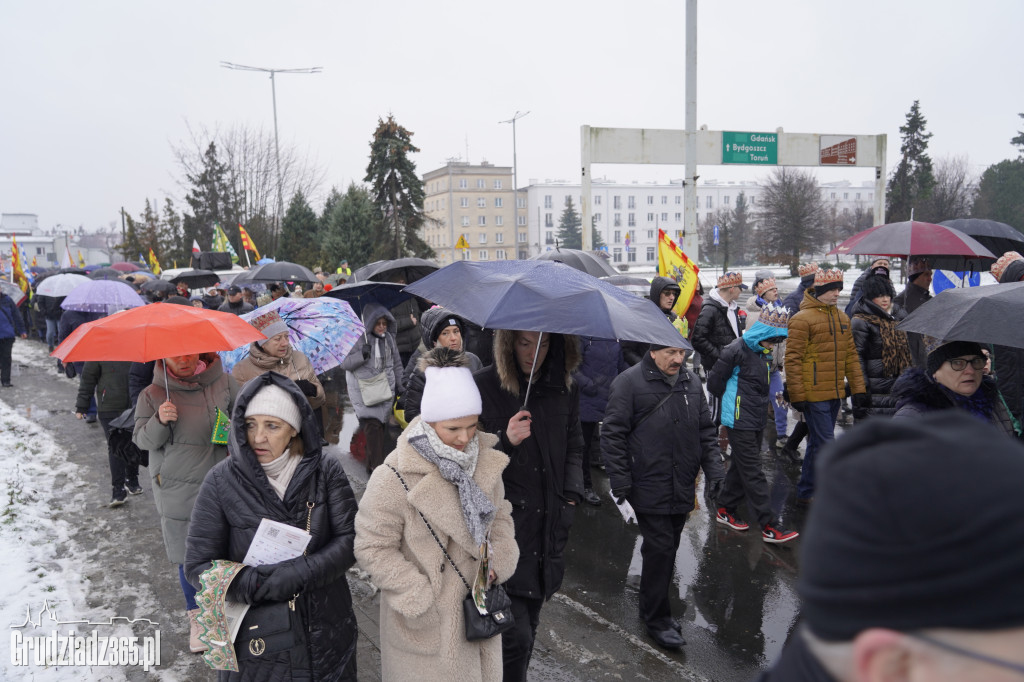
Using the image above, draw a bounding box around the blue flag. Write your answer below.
[933,270,980,294]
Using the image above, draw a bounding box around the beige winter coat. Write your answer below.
[230,341,325,409]
[354,422,519,682]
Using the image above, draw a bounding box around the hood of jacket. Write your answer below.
[245,339,295,369]
[227,370,323,510]
[418,306,463,347]
[850,296,894,321]
[154,353,226,392]
[800,288,834,312]
[649,276,680,307]
[493,329,581,397]
[360,302,397,337]
[743,320,787,353]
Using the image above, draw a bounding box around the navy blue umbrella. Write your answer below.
[404,260,690,348]
[323,281,414,318]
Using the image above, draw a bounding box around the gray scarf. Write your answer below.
[407,421,495,545]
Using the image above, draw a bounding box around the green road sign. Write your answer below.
[722,131,778,165]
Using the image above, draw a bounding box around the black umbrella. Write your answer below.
[323,281,414,318]
[169,269,220,288]
[601,274,650,297]
[532,248,618,278]
[351,257,439,284]
[139,279,177,296]
[940,219,1024,260]
[232,261,317,285]
[88,268,124,280]
[897,281,1024,349]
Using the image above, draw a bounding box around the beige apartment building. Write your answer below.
[422,161,523,265]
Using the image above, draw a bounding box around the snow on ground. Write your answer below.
[0,342,132,680]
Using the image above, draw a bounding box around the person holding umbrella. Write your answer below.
[231,310,325,412]
[893,257,933,367]
[474,329,584,680]
[988,252,1024,430]
[0,286,28,387]
[133,350,239,653]
[850,275,914,420]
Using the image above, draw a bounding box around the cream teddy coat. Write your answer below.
[354,422,519,682]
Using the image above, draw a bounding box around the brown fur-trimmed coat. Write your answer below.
[230,341,325,409]
[354,424,518,682]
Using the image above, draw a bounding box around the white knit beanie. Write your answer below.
[419,366,482,423]
[245,384,302,432]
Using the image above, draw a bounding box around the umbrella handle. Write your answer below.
[519,332,543,409]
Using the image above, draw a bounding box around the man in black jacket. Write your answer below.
[474,329,583,681]
[989,251,1024,432]
[602,342,725,650]
[893,257,932,367]
[692,272,747,374]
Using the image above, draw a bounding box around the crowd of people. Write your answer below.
[2,247,1023,681]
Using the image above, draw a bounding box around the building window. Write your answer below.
[478,216,486,226]
[613,247,622,263]
[613,196,622,209]
[594,212,602,223]
[494,197,503,207]
[647,213,655,222]
[628,251,637,262]
[661,195,668,204]
[477,198,486,208]
[705,196,712,208]
[844,193,849,200]
[724,196,730,205]
[479,249,488,259]
[544,195,553,209]
[461,216,470,227]
[628,213,636,227]
[460,197,469,208]
[594,195,602,206]
[476,179,485,189]
[647,247,656,261]
[459,179,468,189]
[661,212,668,222]
[496,232,504,243]
[518,250,528,259]
[675,196,682,204]
[830,192,836,199]
[517,216,526,226]
[517,197,526,208]
[545,231,554,244]
[496,249,506,259]
[856,193,861,200]
[544,213,553,228]
[614,213,622,227]
[675,212,682,221]
[614,230,621,243]
[628,196,636,209]
[495,216,504,226]
[494,180,502,189]
[647,196,654,205]
[647,230,654,239]
[479,233,487,243]
[461,250,471,260]
[518,232,527,243]
[750,196,757,205]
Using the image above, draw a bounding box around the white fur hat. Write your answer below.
[420,366,482,423]
[245,383,302,432]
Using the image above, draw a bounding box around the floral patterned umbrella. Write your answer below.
[219,297,364,375]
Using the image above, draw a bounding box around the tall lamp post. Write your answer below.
[499,111,529,259]
[220,61,321,255]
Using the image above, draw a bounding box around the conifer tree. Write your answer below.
[887,101,936,221]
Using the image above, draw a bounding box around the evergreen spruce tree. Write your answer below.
[182,142,238,254]
[321,183,379,271]
[556,197,583,249]
[887,101,936,221]
[277,190,320,266]
[364,116,435,260]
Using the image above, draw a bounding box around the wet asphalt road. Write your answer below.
[7,339,831,681]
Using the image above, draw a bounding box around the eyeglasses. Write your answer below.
[947,357,987,371]
[907,632,1024,676]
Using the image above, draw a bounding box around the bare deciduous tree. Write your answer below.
[921,155,976,222]
[757,168,829,274]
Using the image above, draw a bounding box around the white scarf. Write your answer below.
[710,288,740,338]
[260,449,302,500]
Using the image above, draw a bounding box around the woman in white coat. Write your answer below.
[354,347,518,682]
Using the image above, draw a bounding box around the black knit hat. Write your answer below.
[860,274,896,302]
[799,412,1024,641]
[925,339,984,375]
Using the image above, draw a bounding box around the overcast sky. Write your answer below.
[2,0,1021,232]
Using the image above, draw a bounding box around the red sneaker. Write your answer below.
[715,508,749,531]
[762,524,799,544]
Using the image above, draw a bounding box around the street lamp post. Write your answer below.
[500,111,529,259]
[220,61,321,255]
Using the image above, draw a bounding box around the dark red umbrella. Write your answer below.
[829,220,995,270]
[110,262,142,273]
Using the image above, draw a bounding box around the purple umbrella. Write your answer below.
[60,279,146,313]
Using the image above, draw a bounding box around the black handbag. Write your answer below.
[236,602,299,659]
[385,464,515,641]
[108,407,148,467]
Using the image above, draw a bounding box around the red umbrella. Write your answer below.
[52,302,265,363]
[829,221,996,266]
[110,262,142,273]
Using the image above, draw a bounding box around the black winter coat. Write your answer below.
[891,368,1017,439]
[602,354,724,515]
[691,296,742,372]
[849,298,905,417]
[991,343,1024,432]
[474,331,584,601]
[128,361,156,406]
[893,281,931,367]
[76,361,132,417]
[780,274,814,315]
[185,372,358,681]
[574,337,628,423]
[707,336,773,431]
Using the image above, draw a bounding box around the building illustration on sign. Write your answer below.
[820,136,857,165]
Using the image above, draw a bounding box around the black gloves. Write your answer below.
[226,565,275,604]
[791,401,807,414]
[611,487,631,505]
[851,393,870,420]
[706,478,723,502]
[253,557,313,604]
[361,343,371,360]
[781,384,790,403]
[294,379,318,397]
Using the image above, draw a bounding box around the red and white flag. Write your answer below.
[192,239,202,255]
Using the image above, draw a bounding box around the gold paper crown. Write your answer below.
[814,268,844,286]
[754,277,777,296]
[991,251,1023,282]
[717,271,745,288]
[759,306,790,329]
[798,262,820,277]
